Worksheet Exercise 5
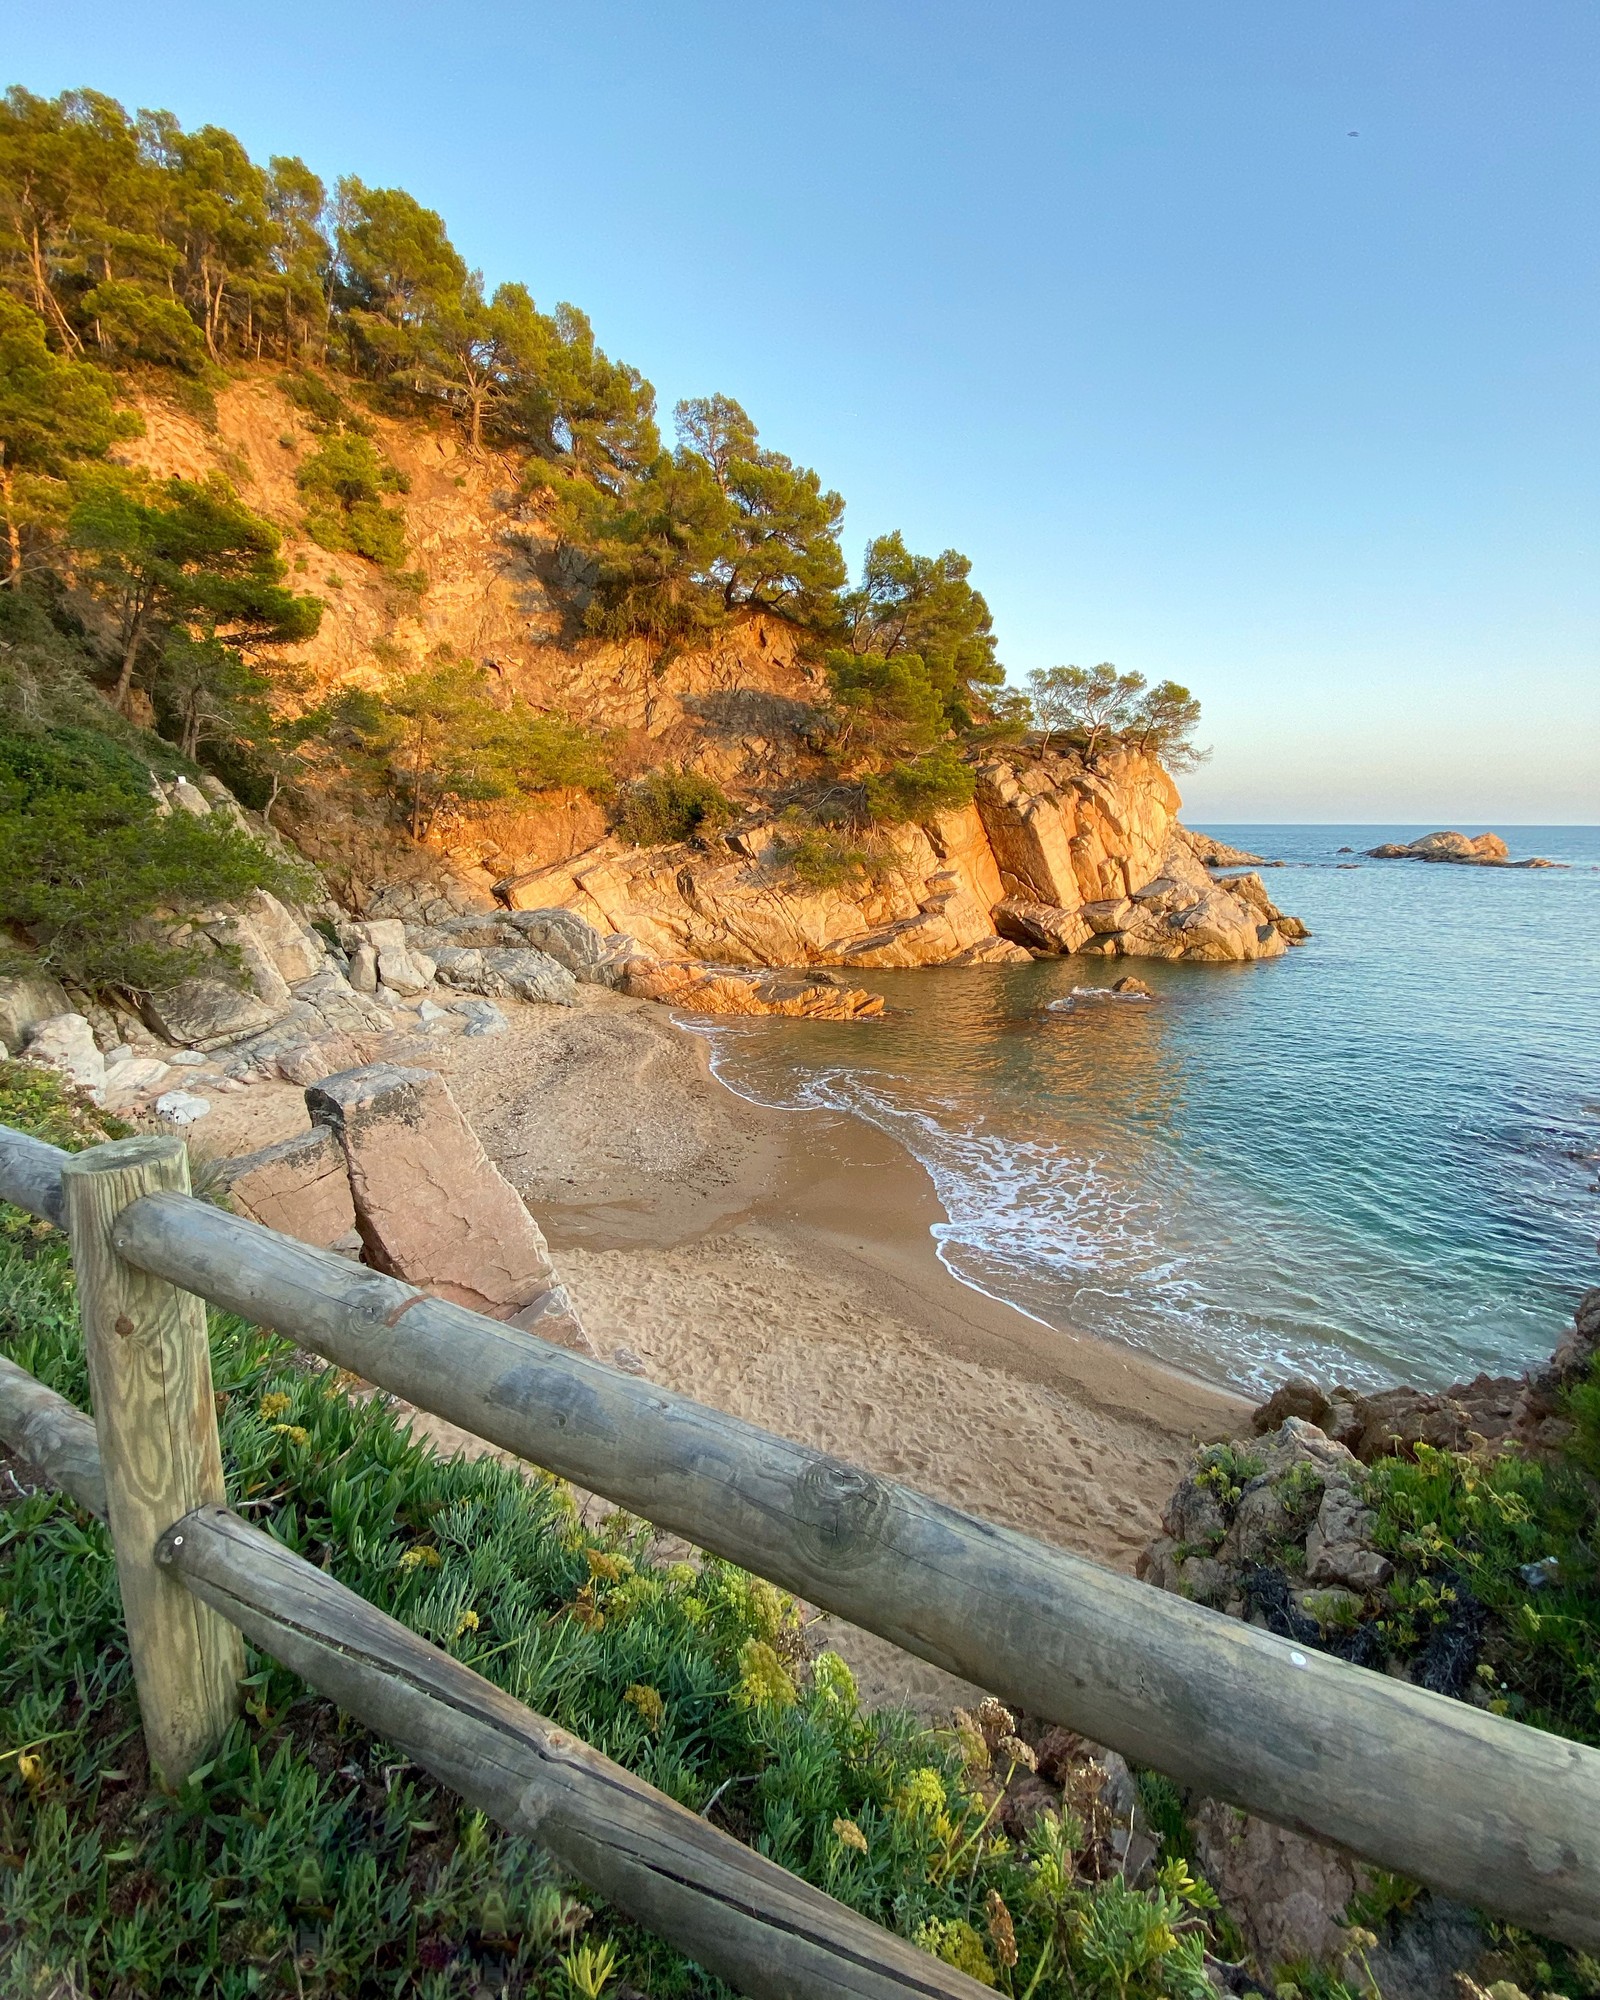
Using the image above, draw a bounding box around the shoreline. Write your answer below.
[446,991,1250,1551]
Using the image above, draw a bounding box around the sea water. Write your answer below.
[690,827,1600,1396]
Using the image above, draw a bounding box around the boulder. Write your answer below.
[993,897,1094,955]
[1111,975,1155,997]
[1189,1798,1369,1968]
[20,1013,106,1095]
[305,1062,593,1352]
[0,972,74,1055]
[154,1088,211,1125]
[217,1126,357,1248]
[1304,1485,1393,1592]
[240,889,325,985]
[503,907,637,986]
[100,1056,173,1104]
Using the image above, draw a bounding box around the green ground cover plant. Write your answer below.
[0,1070,1240,2000]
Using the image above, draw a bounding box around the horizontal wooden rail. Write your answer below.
[0,1366,986,2000]
[3,1124,1598,1946]
[0,1350,105,1516]
[159,1506,988,2000]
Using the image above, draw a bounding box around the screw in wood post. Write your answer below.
[62,1134,243,1787]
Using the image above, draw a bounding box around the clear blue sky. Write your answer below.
[11,2,1599,819]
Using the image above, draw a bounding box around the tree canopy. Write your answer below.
[1026,664,1206,769]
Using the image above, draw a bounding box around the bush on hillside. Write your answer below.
[0,720,312,994]
[612,768,733,848]
[774,822,900,892]
[297,433,409,568]
[863,745,976,825]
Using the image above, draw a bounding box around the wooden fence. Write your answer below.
[1,1122,1597,1974]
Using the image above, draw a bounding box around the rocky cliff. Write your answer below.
[114,371,1305,972]
[497,747,1307,970]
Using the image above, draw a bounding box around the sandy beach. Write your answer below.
[447,996,1247,1516]
[194,985,1250,1707]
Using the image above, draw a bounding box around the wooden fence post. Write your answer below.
[62,1135,242,1787]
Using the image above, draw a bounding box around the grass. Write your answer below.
[0,1067,1244,2000]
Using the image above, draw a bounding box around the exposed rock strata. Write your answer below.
[494,749,1307,971]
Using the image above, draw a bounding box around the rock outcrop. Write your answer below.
[495,749,1306,972]
[304,1062,592,1352]
[1366,830,1552,868]
[621,960,886,1019]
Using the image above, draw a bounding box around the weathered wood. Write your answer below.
[0,1125,68,1226]
[106,1186,1600,1947]
[62,1138,243,1786]
[159,1504,988,2000]
[0,1351,106,1517]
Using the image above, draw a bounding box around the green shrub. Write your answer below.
[862,745,975,825]
[0,721,312,994]
[775,823,899,892]
[297,433,409,569]
[612,768,732,848]
[1365,1429,1600,1744]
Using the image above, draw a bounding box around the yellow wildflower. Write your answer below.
[398,1545,442,1571]
[584,1548,633,1585]
[810,1650,857,1711]
[893,1767,948,1821]
[16,1751,45,1791]
[624,1684,666,1733]
[270,1423,310,1447]
[832,1816,868,1855]
[733,1638,795,1711]
[918,1918,996,1987]
[664,1562,699,1589]
[258,1391,292,1420]
[453,1609,480,1638]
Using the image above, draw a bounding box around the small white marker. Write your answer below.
[172,1535,184,1547]
[1290,1650,1308,1668]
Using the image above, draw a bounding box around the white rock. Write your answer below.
[154,1089,212,1124]
[417,998,449,1023]
[101,1057,172,1098]
[21,1014,106,1094]
[105,1044,135,1066]
[348,944,379,994]
[167,1049,208,1067]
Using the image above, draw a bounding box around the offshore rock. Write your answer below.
[1366,829,1550,867]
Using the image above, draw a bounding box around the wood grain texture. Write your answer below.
[109,1189,1600,1946]
[0,1351,106,1517]
[63,1138,242,1786]
[159,1505,990,2000]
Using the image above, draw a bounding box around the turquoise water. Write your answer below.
[690,827,1600,1396]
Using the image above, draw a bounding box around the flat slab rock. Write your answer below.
[305,1061,593,1353]
[623,960,885,1019]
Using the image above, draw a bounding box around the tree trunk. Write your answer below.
[112,617,145,713]
[0,460,22,585]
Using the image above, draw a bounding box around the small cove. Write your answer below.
[691,826,1600,1397]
